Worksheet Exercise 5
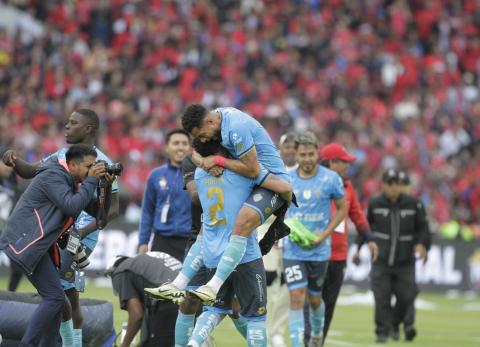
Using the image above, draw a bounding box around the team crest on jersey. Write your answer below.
[253,193,263,202]
[64,271,74,280]
[303,190,312,200]
[264,207,271,214]
[159,177,167,189]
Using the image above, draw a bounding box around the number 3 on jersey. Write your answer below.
[207,186,226,227]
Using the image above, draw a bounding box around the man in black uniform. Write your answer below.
[108,251,182,347]
[390,171,430,341]
[367,169,429,343]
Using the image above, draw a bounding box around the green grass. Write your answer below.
[2,278,479,346]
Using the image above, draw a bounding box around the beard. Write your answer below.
[212,129,221,141]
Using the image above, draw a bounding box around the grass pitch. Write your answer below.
[1,277,479,346]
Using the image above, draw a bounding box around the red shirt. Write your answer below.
[330,179,371,261]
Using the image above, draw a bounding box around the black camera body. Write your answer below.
[97,160,123,176]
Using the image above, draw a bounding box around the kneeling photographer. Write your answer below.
[0,144,107,346]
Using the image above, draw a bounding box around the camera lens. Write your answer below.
[106,163,123,176]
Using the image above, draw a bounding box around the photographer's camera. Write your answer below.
[97,160,123,176]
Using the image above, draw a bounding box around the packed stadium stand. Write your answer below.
[1,0,480,238]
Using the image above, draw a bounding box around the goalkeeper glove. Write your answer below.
[284,218,316,248]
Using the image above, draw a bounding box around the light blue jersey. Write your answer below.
[216,107,289,182]
[43,147,119,250]
[195,169,261,268]
[283,165,344,262]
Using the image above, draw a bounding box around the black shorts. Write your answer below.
[283,259,328,296]
[206,258,267,319]
[244,186,286,223]
[152,234,188,261]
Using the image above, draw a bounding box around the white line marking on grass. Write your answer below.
[327,338,377,347]
[462,303,480,311]
[327,330,344,337]
[337,292,436,310]
[325,338,354,346]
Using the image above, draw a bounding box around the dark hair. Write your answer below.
[166,128,190,144]
[66,144,97,163]
[182,104,208,133]
[294,131,318,149]
[76,109,99,131]
[193,138,223,157]
[320,160,330,168]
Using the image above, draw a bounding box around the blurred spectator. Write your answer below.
[1,0,480,234]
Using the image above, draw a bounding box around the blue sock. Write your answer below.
[73,329,82,347]
[232,316,248,338]
[208,235,247,292]
[247,320,267,347]
[310,301,325,335]
[173,236,204,289]
[288,309,304,347]
[188,311,221,346]
[182,236,204,279]
[60,319,74,347]
[175,311,196,346]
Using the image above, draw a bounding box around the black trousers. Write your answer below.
[152,233,189,262]
[19,253,65,346]
[322,260,346,339]
[142,298,178,347]
[370,264,417,338]
[8,260,23,291]
[393,289,417,330]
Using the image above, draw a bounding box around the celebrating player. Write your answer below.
[283,132,347,347]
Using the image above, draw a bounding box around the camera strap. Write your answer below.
[96,183,112,230]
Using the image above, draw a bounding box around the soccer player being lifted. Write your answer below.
[184,138,291,347]
[148,104,293,305]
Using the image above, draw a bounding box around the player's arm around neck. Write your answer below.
[217,147,261,178]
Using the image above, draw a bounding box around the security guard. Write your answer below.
[367,169,430,343]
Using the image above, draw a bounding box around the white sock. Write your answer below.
[206,275,224,293]
[172,273,190,290]
[187,340,200,347]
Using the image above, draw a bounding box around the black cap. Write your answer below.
[382,169,399,183]
[398,171,410,185]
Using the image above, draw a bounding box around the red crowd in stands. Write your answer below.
[1,0,480,238]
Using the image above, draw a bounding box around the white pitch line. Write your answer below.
[326,338,378,347]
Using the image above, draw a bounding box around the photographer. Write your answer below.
[0,144,105,346]
[3,109,120,346]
